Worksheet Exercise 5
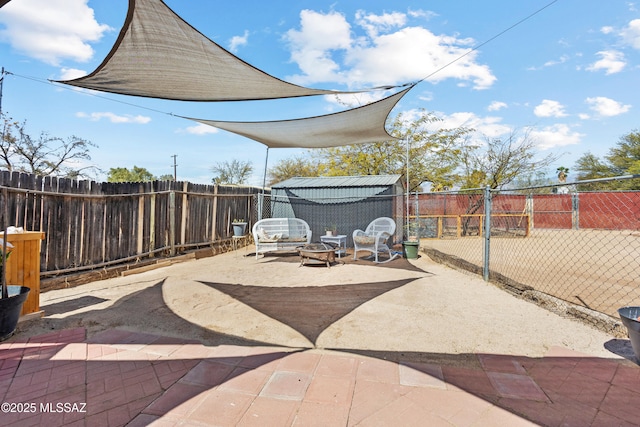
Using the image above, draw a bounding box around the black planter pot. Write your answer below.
[0,286,30,341]
[618,306,640,363]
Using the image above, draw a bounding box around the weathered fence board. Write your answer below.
[0,171,265,276]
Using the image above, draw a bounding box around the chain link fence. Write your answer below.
[255,175,639,331]
[418,175,640,333]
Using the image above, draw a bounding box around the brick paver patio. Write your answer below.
[1,327,639,426]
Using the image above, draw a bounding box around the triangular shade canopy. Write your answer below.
[55,0,356,101]
[189,86,412,148]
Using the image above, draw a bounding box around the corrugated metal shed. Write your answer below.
[270,175,404,247]
[273,175,403,189]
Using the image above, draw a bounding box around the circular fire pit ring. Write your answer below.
[297,242,338,268]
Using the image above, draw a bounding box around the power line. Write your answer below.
[5,71,178,118]
[4,0,560,116]
[417,0,560,84]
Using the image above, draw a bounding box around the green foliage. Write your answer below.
[267,155,321,186]
[607,130,640,175]
[458,128,560,191]
[211,159,253,185]
[574,130,640,190]
[306,109,471,192]
[267,112,568,194]
[511,170,555,194]
[574,152,611,179]
[556,166,569,181]
[107,166,156,182]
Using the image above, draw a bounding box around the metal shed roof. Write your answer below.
[272,175,402,189]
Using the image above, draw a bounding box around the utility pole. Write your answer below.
[0,67,5,116]
[171,154,177,181]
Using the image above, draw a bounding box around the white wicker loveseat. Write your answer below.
[252,218,312,259]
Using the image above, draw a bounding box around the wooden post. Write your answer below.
[137,192,144,255]
[149,193,156,257]
[169,191,176,256]
[181,181,188,246]
[212,185,219,241]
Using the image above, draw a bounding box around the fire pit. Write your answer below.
[297,242,337,268]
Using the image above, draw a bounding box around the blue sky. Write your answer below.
[0,0,638,186]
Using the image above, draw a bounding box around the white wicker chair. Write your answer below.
[352,217,398,263]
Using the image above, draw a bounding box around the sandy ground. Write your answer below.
[423,229,640,318]
[13,247,630,361]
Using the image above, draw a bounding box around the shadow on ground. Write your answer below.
[5,254,639,426]
[258,250,426,273]
[200,278,418,345]
[3,329,639,426]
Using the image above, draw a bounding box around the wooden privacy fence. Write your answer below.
[0,171,266,277]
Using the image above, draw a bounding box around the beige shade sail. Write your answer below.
[54,0,369,101]
[187,86,413,148]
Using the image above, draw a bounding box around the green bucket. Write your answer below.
[403,241,419,259]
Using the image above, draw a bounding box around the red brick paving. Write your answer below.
[0,328,639,426]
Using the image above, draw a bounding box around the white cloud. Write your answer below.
[284,10,352,84]
[0,0,111,66]
[323,91,387,110]
[534,99,567,118]
[430,112,581,151]
[586,50,626,74]
[433,111,510,138]
[620,18,640,49]
[184,123,219,135]
[528,54,570,71]
[284,9,496,90]
[229,30,249,53]
[59,68,87,80]
[530,124,583,150]
[600,26,615,35]
[585,96,631,116]
[487,101,507,112]
[355,10,406,38]
[418,91,434,102]
[407,9,438,20]
[543,54,569,68]
[76,112,151,124]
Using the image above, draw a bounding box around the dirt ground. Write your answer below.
[422,229,640,318]
[12,246,634,361]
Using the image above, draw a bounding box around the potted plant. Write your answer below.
[0,237,30,341]
[232,219,248,237]
[324,224,337,237]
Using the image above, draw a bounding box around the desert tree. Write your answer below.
[211,159,253,185]
[1,112,98,179]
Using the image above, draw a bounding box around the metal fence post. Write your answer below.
[572,193,579,230]
[483,186,492,282]
[525,194,534,229]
